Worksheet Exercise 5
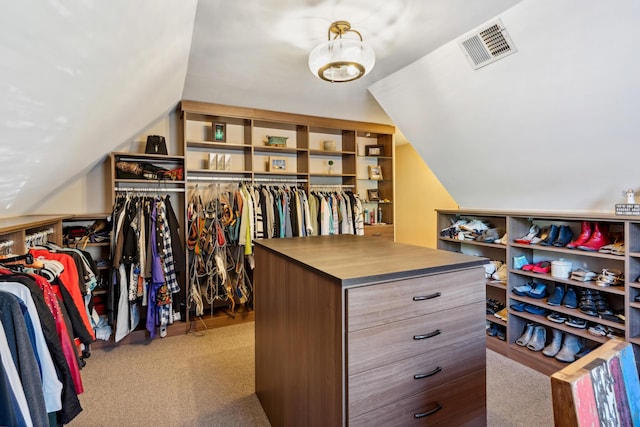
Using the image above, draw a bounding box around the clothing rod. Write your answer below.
[253,177,307,183]
[115,187,185,193]
[188,176,308,184]
[0,240,14,249]
[309,184,355,188]
[188,176,252,183]
[25,228,54,238]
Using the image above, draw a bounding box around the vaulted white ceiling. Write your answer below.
[1,0,524,216]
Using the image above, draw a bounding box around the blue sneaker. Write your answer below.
[524,304,547,315]
[510,302,527,312]
[527,282,548,299]
[547,285,565,306]
[512,283,533,296]
[562,287,578,309]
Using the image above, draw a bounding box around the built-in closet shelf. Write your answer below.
[437,208,640,376]
[511,242,625,260]
[510,270,626,296]
[508,343,568,376]
[309,150,355,156]
[113,153,185,162]
[358,155,393,160]
[0,215,65,255]
[487,282,506,290]
[188,169,252,175]
[253,146,307,154]
[310,173,357,178]
[114,179,186,185]
[510,295,624,332]
[439,237,505,249]
[186,141,250,150]
[75,242,110,248]
[486,336,508,355]
[487,314,507,326]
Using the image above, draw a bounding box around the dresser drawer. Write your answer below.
[349,370,486,427]
[347,267,485,332]
[347,301,484,375]
[348,335,485,419]
[363,224,394,240]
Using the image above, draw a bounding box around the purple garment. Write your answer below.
[145,204,164,338]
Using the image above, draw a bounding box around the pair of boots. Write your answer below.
[542,329,583,362]
[566,222,609,251]
[516,323,546,351]
[516,323,583,362]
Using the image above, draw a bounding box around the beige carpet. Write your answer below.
[68,322,554,426]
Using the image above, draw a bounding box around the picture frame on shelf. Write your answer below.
[365,144,384,156]
[213,122,226,142]
[268,156,287,172]
[367,189,380,202]
[368,165,383,180]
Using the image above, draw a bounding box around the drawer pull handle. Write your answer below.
[413,329,441,340]
[414,366,442,380]
[414,403,442,419]
[372,233,382,236]
[412,292,441,301]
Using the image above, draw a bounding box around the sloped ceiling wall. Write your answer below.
[370,0,640,213]
[0,0,197,216]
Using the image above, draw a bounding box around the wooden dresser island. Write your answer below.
[254,235,487,427]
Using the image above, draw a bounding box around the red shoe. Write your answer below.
[532,261,551,274]
[566,221,591,249]
[577,223,609,252]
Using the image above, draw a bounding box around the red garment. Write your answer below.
[30,273,84,394]
[0,268,84,394]
[29,249,96,342]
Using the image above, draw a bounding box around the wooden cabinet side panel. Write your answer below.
[255,246,344,427]
[255,247,288,427]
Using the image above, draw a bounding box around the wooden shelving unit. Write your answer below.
[437,209,639,376]
[180,101,397,329]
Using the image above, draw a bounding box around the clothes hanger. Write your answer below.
[0,253,44,269]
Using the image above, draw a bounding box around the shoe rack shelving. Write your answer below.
[437,212,508,356]
[437,209,638,376]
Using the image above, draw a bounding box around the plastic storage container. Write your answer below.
[551,259,572,279]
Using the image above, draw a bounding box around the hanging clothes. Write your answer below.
[109,193,183,341]
[0,291,49,426]
[0,268,83,425]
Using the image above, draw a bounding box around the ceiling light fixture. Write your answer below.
[308,20,375,83]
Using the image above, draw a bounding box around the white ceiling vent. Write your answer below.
[458,19,517,70]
